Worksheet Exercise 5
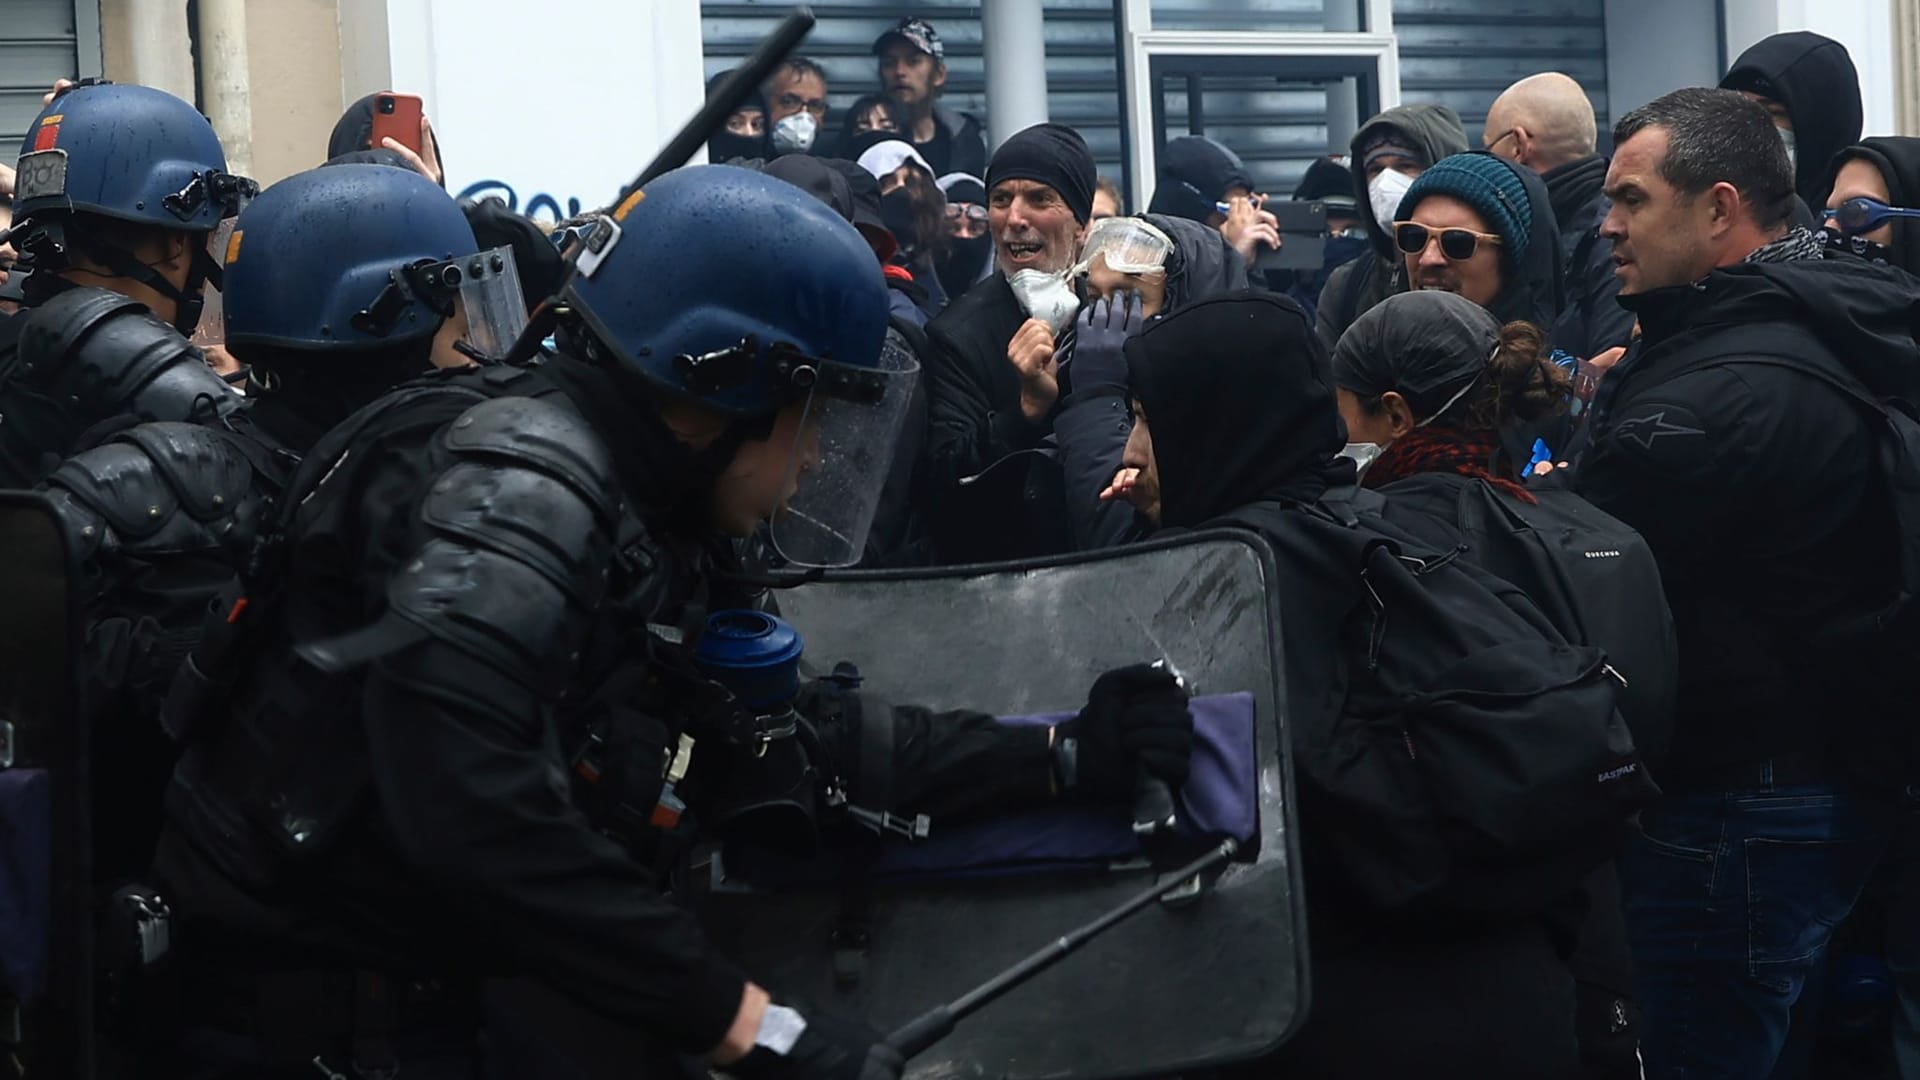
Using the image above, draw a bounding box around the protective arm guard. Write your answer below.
[802,681,1057,823]
[40,421,264,695]
[1,287,238,482]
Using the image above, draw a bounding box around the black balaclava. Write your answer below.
[705,70,770,164]
[1721,31,1862,208]
[240,337,437,454]
[936,174,992,298]
[328,93,447,188]
[1823,138,1920,275]
[1125,290,1353,527]
[1146,136,1253,223]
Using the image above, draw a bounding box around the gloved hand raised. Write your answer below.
[722,999,904,1080]
[1052,663,1194,800]
[1068,290,1146,400]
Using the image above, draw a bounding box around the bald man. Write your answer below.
[1486,72,1633,362]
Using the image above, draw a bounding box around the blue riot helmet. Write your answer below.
[561,164,915,568]
[223,164,523,359]
[10,81,256,334]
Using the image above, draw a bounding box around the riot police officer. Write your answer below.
[38,162,517,903]
[152,165,1192,1078]
[0,81,254,486]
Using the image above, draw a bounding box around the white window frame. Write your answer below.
[1117,0,1401,210]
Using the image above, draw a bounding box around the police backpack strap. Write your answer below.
[1215,494,1655,916]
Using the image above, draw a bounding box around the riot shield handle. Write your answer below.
[885,838,1238,1059]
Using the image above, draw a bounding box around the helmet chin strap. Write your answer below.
[90,236,218,336]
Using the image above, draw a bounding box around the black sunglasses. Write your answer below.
[1394,221,1503,261]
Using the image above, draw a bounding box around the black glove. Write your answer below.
[724,1002,904,1080]
[1067,290,1145,399]
[1053,663,1194,799]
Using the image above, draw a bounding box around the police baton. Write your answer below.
[499,5,816,364]
[884,837,1239,1059]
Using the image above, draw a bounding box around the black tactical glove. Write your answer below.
[724,1001,905,1080]
[1052,663,1194,799]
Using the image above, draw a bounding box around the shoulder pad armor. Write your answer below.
[299,395,621,694]
[18,285,237,418]
[43,421,260,562]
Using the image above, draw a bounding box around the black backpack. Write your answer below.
[1219,492,1657,916]
[1379,475,1679,768]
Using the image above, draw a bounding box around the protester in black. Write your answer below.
[1721,31,1863,211]
[1144,134,1281,267]
[1112,291,1583,1076]
[1315,104,1469,356]
[1823,137,1920,274]
[921,123,1095,562]
[1486,71,1635,360]
[872,18,987,179]
[1577,88,1913,1078]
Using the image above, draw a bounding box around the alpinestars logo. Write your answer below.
[1613,410,1706,450]
[1597,762,1640,784]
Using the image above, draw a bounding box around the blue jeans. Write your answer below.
[1622,767,1893,1080]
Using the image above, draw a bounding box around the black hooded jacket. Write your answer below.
[327,94,446,187]
[1722,32,1863,209]
[1545,154,1636,359]
[1315,105,1470,356]
[1575,253,1913,782]
[1825,137,1920,275]
[1126,291,1352,527]
[1055,215,1251,550]
[1123,294,1584,1073]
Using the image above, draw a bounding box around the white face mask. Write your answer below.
[1008,268,1081,335]
[1777,125,1797,174]
[1337,442,1383,475]
[1369,167,1416,230]
[771,111,818,154]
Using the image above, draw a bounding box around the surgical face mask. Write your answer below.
[771,111,818,154]
[1369,168,1416,230]
[1008,268,1080,335]
[1337,442,1382,475]
[1777,125,1797,174]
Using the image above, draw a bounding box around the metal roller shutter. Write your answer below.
[0,1,96,158]
[701,0,1608,195]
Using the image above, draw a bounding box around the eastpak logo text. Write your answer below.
[1597,762,1640,783]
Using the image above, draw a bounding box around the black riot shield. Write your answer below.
[697,530,1305,1079]
[0,492,89,1078]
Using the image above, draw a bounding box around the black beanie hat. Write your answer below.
[986,122,1098,224]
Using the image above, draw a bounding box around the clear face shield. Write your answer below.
[768,335,921,568]
[353,244,528,362]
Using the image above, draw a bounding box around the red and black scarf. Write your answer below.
[1360,425,1535,503]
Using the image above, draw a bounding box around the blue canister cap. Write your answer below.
[694,609,806,709]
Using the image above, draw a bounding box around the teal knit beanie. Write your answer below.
[1396,151,1532,264]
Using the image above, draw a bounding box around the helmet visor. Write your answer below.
[448,245,529,361]
[769,335,920,568]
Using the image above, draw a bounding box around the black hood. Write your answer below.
[327,93,446,187]
[1721,31,1862,207]
[1125,291,1353,527]
[1146,136,1253,223]
[1623,255,1920,403]
[1138,212,1251,310]
[1825,138,1920,275]
[1349,105,1470,259]
[1485,151,1567,329]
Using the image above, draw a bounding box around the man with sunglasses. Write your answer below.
[1575,87,1920,1080]
[1314,104,1468,356]
[1822,138,1920,275]
[1390,151,1564,333]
